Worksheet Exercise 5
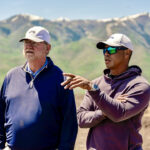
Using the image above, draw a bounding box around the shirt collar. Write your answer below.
[26,58,48,78]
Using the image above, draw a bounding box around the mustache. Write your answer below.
[24,49,34,53]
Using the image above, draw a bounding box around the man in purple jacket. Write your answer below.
[61,33,150,150]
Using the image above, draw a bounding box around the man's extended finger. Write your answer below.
[61,78,72,86]
[63,73,76,78]
[63,79,81,90]
[68,78,82,86]
[64,84,71,89]
[69,83,82,90]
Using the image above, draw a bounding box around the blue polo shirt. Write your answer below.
[0,57,78,150]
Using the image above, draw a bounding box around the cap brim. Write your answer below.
[19,36,44,43]
[96,42,106,49]
[96,41,122,49]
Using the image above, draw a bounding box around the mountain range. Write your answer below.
[0,12,150,85]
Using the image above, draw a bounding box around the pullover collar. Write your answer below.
[104,65,142,81]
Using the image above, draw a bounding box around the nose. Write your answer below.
[24,43,33,49]
[104,50,110,56]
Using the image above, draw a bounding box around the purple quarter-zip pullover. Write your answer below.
[77,66,150,150]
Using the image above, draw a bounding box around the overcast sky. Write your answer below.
[1,0,150,20]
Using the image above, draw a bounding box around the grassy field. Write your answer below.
[74,93,88,150]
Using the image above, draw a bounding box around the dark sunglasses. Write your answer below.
[103,46,128,55]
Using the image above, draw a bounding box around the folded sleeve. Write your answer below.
[89,82,150,122]
[77,91,106,128]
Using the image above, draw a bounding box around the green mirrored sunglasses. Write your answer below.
[103,46,128,55]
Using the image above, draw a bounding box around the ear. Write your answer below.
[124,49,132,62]
[46,44,51,55]
[124,49,130,57]
[47,44,51,51]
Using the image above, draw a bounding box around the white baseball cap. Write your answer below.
[97,33,133,51]
[19,26,51,44]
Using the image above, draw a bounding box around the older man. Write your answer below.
[61,33,150,150]
[0,26,78,150]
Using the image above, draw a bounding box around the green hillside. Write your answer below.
[1,13,150,86]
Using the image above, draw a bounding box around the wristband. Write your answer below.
[90,83,99,91]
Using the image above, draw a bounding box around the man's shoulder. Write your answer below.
[51,64,63,74]
[47,64,65,83]
[48,64,63,78]
[131,75,150,86]
[125,75,150,94]
[6,66,23,78]
[47,57,63,74]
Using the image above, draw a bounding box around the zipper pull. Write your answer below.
[29,80,34,88]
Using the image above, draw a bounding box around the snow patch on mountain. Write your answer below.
[97,12,150,23]
[52,17,71,22]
